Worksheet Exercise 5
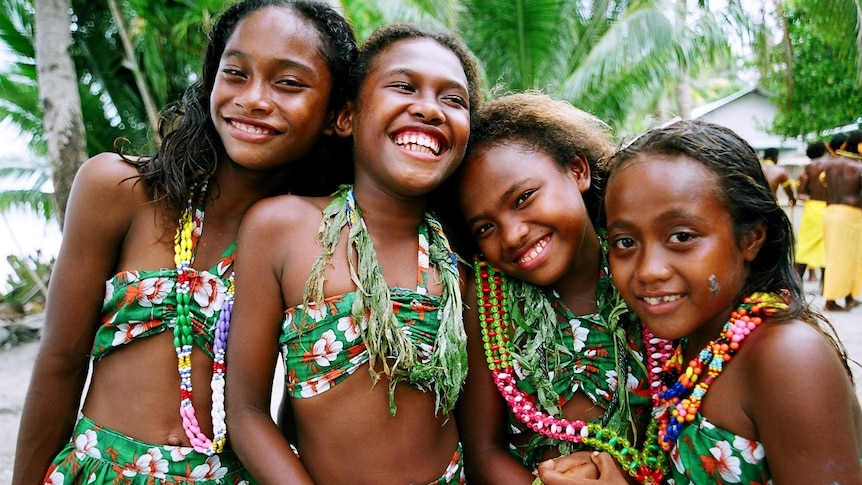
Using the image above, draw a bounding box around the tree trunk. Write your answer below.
[34,0,87,231]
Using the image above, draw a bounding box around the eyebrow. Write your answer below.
[606,208,706,231]
[222,49,317,74]
[463,180,526,227]
[387,67,468,93]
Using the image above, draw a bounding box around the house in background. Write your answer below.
[688,85,806,166]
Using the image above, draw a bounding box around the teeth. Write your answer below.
[643,294,681,305]
[232,120,272,135]
[394,132,440,155]
[518,238,548,263]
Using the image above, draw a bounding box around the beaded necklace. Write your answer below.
[475,259,669,484]
[303,185,467,415]
[173,190,232,455]
[653,293,784,451]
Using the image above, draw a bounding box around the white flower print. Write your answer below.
[136,277,173,307]
[299,376,332,397]
[733,436,765,464]
[710,440,742,482]
[336,315,361,341]
[305,301,328,322]
[626,370,641,391]
[104,280,115,306]
[311,330,343,366]
[111,321,154,346]
[73,429,101,459]
[190,454,228,480]
[191,273,225,318]
[568,319,589,352]
[45,471,64,485]
[123,447,168,478]
[165,444,191,462]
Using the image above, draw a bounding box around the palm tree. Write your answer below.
[0,0,224,225]
[340,0,735,136]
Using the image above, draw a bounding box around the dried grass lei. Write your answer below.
[302,185,467,415]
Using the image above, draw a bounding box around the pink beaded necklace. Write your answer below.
[173,192,232,456]
[475,260,670,484]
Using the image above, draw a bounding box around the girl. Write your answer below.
[453,92,657,484]
[12,1,356,483]
[224,24,482,484]
[595,120,862,484]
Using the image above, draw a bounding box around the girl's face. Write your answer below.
[210,6,334,171]
[604,154,763,345]
[458,143,593,287]
[341,38,471,197]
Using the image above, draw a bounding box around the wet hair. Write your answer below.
[348,23,483,117]
[130,0,357,220]
[763,147,779,162]
[806,141,826,159]
[607,120,851,377]
[463,92,614,224]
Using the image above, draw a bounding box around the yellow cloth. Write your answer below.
[822,204,862,300]
[795,199,826,268]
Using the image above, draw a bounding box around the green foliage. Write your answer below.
[0,251,53,316]
[771,4,862,138]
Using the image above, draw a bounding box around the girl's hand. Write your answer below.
[536,452,631,485]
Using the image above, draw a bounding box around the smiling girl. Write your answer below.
[224,23,482,484]
[599,120,862,484]
[13,1,356,483]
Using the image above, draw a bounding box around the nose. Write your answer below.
[408,94,445,124]
[500,219,529,251]
[634,244,672,284]
[234,78,274,112]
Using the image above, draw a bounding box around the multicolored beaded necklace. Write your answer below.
[475,259,669,484]
[173,190,232,455]
[652,293,783,451]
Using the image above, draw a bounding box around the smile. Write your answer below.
[393,132,441,156]
[518,237,549,264]
[231,120,276,135]
[642,294,682,305]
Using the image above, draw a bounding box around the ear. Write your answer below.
[333,101,355,138]
[740,223,767,262]
[567,154,592,193]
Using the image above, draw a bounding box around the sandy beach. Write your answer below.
[1,279,860,481]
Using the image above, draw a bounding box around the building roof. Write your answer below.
[688,85,801,153]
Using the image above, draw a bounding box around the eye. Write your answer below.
[669,231,696,244]
[389,81,414,92]
[610,236,635,250]
[221,68,246,79]
[473,222,494,238]
[515,189,536,208]
[276,78,307,89]
[443,93,468,108]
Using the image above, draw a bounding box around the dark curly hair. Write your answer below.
[348,23,483,116]
[461,91,614,226]
[129,0,357,220]
[433,92,613,257]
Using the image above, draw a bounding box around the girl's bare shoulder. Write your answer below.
[741,316,852,395]
[243,194,332,228]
